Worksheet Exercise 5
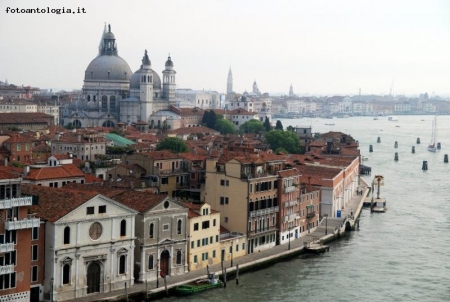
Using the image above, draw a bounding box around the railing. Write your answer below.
[0,265,14,275]
[306,211,316,219]
[0,196,33,209]
[5,218,40,230]
[0,243,15,253]
[249,206,279,218]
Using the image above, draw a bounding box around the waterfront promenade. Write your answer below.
[75,179,369,302]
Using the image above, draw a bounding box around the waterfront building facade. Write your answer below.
[0,171,42,302]
[182,202,221,271]
[21,185,138,301]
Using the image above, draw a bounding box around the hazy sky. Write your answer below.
[1,0,449,96]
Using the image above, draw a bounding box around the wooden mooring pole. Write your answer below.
[164,275,168,297]
[224,267,227,288]
[125,282,128,302]
[145,279,149,301]
[236,264,240,285]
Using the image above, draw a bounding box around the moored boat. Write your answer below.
[175,273,222,296]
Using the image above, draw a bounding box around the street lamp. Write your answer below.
[50,277,54,302]
[324,214,329,235]
[230,240,233,267]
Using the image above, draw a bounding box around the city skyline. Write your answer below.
[1,0,450,96]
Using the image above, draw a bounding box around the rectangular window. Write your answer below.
[213,219,216,227]
[216,235,219,242]
[236,244,239,252]
[31,266,38,282]
[32,227,39,240]
[213,250,216,258]
[31,245,38,261]
[99,205,106,213]
[197,240,200,247]
[242,243,246,251]
[210,236,213,244]
[193,255,197,263]
[202,220,210,229]
[162,224,169,231]
[86,207,94,215]
[161,177,169,184]
[225,217,228,223]
[191,241,194,249]
[194,223,199,231]
[17,144,21,151]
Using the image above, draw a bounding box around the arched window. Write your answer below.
[177,220,182,235]
[149,223,154,238]
[63,226,70,245]
[176,250,182,265]
[102,95,107,108]
[148,255,154,270]
[63,264,70,284]
[110,96,116,109]
[120,219,126,237]
[119,255,126,274]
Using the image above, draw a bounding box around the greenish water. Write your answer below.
[162,115,450,302]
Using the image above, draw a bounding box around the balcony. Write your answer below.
[5,218,40,230]
[0,243,15,253]
[0,265,14,275]
[0,196,33,209]
[284,186,296,193]
[249,206,279,218]
[306,211,316,219]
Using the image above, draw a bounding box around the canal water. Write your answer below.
[163,115,450,302]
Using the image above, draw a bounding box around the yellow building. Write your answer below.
[183,202,222,271]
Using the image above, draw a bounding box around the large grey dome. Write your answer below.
[84,55,132,82]
[130,69,161,90]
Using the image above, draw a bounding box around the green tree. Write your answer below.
[275,120,284,130]
[201,110,218,128]
[286,125,295,132]
[264,117,272,131]
[64,122,74,130]
[215,119,236,135]
[240,119,264,134]
[156,137,189,153]
[265,130,301,154]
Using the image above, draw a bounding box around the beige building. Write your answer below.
[0,98,37,113]
[183,202,222,271]
[204,152,283,254]
[122,151,189,198]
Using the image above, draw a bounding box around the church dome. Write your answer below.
[165,56,174,68]
[84,55,132,82]
[130,69,161,90]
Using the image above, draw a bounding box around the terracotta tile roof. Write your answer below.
[0,170,19,180]
[278,168,301,178]
[4,134,32,143]
[0,113,53,124]
[109,191,170,213]
[22,184,99,222]
[24,164,85,181]
[85,174,105,184]
[167,126,220,136]
[179,152,207,162]
[139,150,181,160]
[227,108,257,115]
[0,166,22,176]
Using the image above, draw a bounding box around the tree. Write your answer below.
[201,110,218,129]
[275,120,284,131]
[156,137,189,153]
[240,119,264,134]
[264,117,272,131]
[64,122,74,130]
[215,119,236,135]
[265,130,301,154]
[286,125,295,132]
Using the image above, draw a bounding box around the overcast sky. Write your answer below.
[1,0,449,96]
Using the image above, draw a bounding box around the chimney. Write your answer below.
[23,165,30,175]
[78,135,81,143]
[4,158,8,166]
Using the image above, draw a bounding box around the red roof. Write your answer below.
[24,164,85,181]
[22,184,99,222]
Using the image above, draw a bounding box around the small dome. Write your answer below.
[84,55,132,82]
[130,69,161,90]
[165,56,174,68]
[103,31,115,40]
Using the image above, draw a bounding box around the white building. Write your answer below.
[22,185,138,301]
[176,89,221,109]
